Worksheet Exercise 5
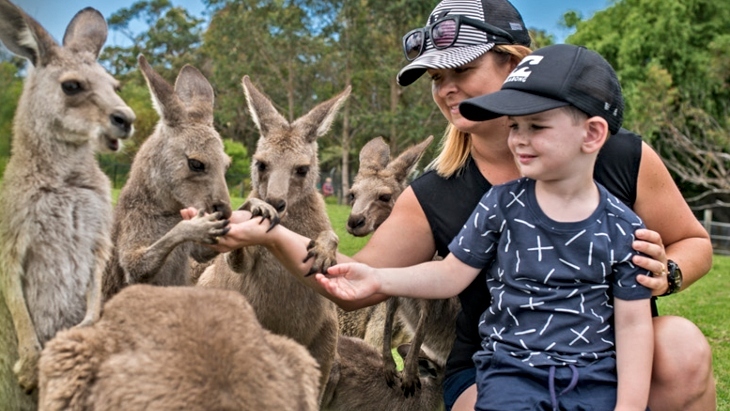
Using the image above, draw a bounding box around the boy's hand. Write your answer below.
[315,263,380,300]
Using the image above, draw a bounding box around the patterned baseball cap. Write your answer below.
[397,0,531,87]
[459,44,625,135]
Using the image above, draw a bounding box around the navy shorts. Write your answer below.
[442,367,477,411]
[473,351,620,411]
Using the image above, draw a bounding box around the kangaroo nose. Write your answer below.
[213,202,232,219]
[268,199,286,214]
[347,215,365,230]
[110,111,134,135]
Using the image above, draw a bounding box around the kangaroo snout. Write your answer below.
[110,109,136,137]
[266,198,287,214]
[347,214,366,232]
[212,202,232,219]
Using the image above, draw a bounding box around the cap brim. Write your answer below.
[460,90,570,121]
[397,43,495,87]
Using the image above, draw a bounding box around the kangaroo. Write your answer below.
[0,3,135,408]
[343,135,461,396]
[102,55,231,300]
[322,336,444,411]
[338,136,435,350]
[38,284,320,411]
[198,76,350,402]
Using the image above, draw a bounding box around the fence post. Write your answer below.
[703,209,712,234]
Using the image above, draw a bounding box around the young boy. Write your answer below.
[316,44,653,411]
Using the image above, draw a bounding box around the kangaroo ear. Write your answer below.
[241,75,289,136]
[0,1,58,66]
[358,137,390,172]
[293,85,351,144]
[62,7,107,58]
[387,135,434,183]
[138,54,184,126]
[175,65,215,125]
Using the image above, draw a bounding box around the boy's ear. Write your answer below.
[582,116,608,154]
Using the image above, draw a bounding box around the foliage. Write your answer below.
[565,0,730,210]
[101,0,205,77]
[0,61,23,176]
[223,138,250,197]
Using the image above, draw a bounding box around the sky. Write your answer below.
[12,0,609,48]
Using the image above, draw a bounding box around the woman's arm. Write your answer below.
[614,297,654,410]
[199,186,439,310]
[631,142,712,294]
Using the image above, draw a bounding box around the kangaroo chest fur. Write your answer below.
[0,155,112,343]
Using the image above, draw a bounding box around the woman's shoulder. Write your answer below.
[594,128,643,209]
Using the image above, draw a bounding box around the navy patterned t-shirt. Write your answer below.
[448,178,652,367]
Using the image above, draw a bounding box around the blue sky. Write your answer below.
[12,0,609,47]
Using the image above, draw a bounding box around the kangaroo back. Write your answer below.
[103,55,231,299]
[0,1,135,405]
[39,285,320,411]
[322,336,444,411]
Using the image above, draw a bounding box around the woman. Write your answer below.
[209,0,716,409]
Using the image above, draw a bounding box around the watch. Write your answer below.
[661,259,683,296]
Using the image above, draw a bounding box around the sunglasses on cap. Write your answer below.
[402,15,516,61]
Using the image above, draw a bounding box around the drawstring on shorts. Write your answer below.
[548,364,579,411]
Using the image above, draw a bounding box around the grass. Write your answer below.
[656,257,730,409]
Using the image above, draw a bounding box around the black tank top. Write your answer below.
[411,128,643,378]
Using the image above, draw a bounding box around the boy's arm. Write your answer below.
[317,254,481,301]
[613,297,654,410]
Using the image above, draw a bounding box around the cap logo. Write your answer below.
[504,55,543,83]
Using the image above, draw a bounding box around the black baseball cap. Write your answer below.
[459,44,624,134]
[397,0,531,87]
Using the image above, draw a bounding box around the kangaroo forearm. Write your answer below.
[122,234,184,282]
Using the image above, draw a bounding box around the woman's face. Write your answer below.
[428,52,515,135]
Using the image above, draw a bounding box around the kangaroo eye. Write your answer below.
[61,80,83,95]
[256,161,267,172]
[295,166,309,177]
[378,194,392,202]
[188,159,205,172]
[347,192,355,204]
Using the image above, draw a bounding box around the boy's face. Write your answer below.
[507,107,588,181]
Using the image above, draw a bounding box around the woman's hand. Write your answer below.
[632,228,670,296]
[180,207,271,253]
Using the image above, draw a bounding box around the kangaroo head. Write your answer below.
[0,2,135,152]
[136,55,231,218]
[346,135,433,236]
[242,75,350,218]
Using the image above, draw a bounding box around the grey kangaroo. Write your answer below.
[338,136,436,350]
[102,55,231,300]
[322,336,444,411]
[38,284,320,411]
[345,136,461,397]
[198,76,350,402]
[0,2,135,409]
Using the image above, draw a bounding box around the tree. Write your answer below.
[101,0,205,77]
[565,0,730,212]
[200,0,328,152]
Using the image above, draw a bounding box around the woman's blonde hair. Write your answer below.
[429,44,533,178]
